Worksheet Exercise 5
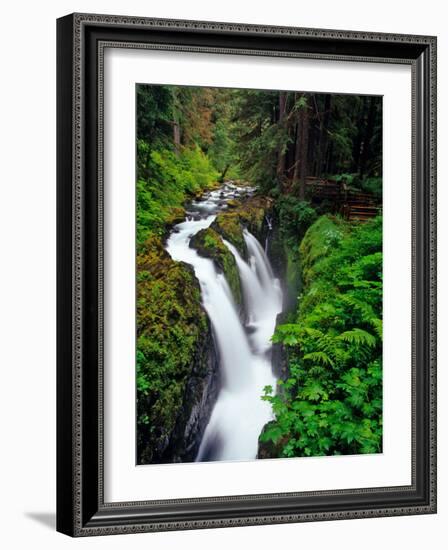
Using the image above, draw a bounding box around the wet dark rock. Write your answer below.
[271,312,289,380]
[197,431,224,462]
[257,421,285,459]
[163,321,220,462]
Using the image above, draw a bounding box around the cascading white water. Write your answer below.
[225,235,282,356]
[245,230,275,286]
[166,217,253,392]
[165,184,282,462]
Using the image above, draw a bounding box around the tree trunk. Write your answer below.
[359,96,377,178]
[292,120,302,187]
[172,89,181,155]
[352,97,368,173]
[219,164,230,183]
[298,100,309,200]
[173,122,181,152]
[276,91,288,180]
[317,94,331,177]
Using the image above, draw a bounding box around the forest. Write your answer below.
[136,83,383,464]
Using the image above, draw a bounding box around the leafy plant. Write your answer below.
[276,196,317,245]
[136,145,218,247]
[261,215,383,458]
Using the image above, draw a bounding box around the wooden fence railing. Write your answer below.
[305,177,380,222]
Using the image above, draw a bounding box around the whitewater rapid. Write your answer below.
[165,183,282,462]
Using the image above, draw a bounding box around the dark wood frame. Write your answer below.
[57,13,437,537]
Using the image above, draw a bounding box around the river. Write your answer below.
[165,183,282,462]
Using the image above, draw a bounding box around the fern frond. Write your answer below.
[369,318,383,340]
[340,294,375,321]
[303,351,334,367]
[337,328,377,347]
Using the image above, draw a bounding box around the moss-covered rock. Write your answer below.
[226,199,240,209]
[136,235,219,464]
[211,195,274,257]
[189,227,243,307]
[237,195,272,236]
[166,206,186,227]
[211,211,246,254]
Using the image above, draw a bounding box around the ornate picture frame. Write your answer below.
[57,13,437,536]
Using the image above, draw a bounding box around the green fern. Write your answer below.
[337,328,377,347]
[264,215,383,458]
[302,351,334,367]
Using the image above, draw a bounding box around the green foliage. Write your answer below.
[136,236,210,463]
[211,211,246,253]
[332,173,383,200]
[324,95,382,178]
[360,176,383,198]
[136,84,225,463]
[230,89,283,189]
[137,85,173,149]
[230,91,382,194]
[299,215,345,285]
[137,144,218,246]
[272,196,318,306]
[276,196,318,246]
[261,215,383,458]
[333,173,358,186]
[134,83,383,464]
[210,195,273,257]
[190,227,243,306]
[207,89,242,179]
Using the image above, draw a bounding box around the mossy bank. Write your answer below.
[137,236,219,463]
[258,215,383,459]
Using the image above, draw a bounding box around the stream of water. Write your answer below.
[165,183,282,462]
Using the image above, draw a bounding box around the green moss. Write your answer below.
[166,206,186,226]
[285,245,301,304]
[211,195,273,256]
[226,199,240,209]
[190,228,242,307]
[237,195,272,235]
[136,235,210,463]
[211,212,245,253]
[137,145,219,247]
[299,215,346,286]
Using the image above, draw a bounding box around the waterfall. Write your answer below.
[224,238,282,355]
[165,184,282,462]
[244,230,275,285]
[166,217,253,393]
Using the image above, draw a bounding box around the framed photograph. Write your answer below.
[57,13,437,536]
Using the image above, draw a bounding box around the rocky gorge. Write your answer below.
[137,182,283,463]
